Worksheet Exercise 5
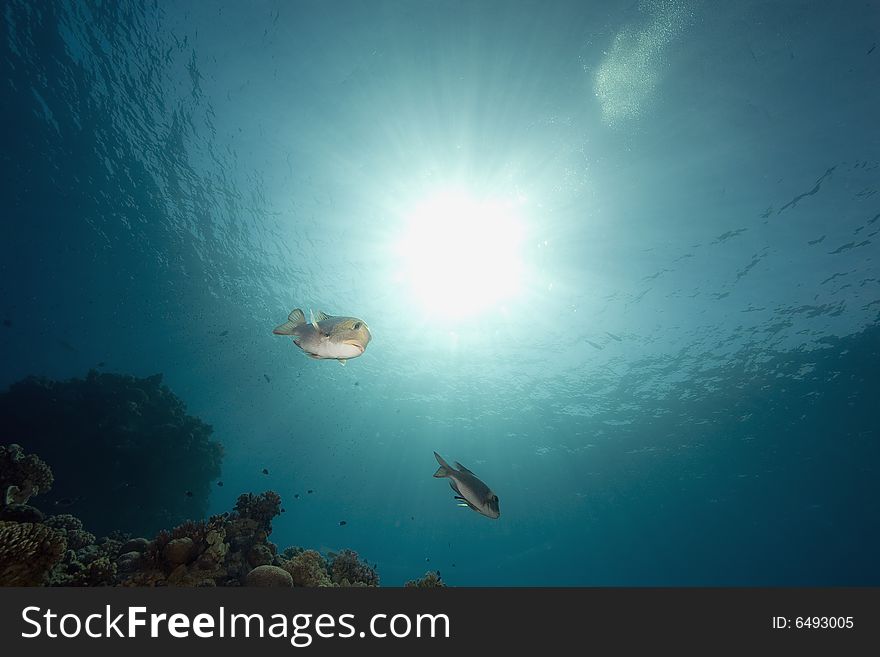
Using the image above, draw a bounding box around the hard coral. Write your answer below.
[233,491,282,529]
[0,443,53,505]
[245,564,292,587]
[64,556,117,587]
[0,521,67,585]
[67,529,96,551]
[283,549,330,587]
[327,549,379,587]
[405,571,446,588]
[44,514,83,532]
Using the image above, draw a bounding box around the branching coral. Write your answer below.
[0,521,67,585]
[42,513,95,550]
[232,491,282,529]
[405,571,446,588]
[0,443,53,506]
[283,549,331,587]
[327,549,379,587]
[44,514,83,532]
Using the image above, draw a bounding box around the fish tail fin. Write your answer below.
[273,308,306,335]
[433,451,454,478]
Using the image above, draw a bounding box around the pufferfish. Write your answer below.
[273,308,371,365]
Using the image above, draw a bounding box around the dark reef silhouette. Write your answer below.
[0,371,222,537]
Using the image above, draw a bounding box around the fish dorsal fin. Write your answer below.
[273,308,306,335]
[315,310,331,321]
[455,462,475,475]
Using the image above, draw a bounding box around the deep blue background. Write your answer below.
[1,0,878,585]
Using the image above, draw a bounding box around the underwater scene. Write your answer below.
[1,0,878,587]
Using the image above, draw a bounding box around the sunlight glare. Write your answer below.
[395,190,526,318]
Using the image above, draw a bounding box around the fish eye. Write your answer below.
[353,322,361,330]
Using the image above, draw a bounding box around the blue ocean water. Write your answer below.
[1,0,878,586]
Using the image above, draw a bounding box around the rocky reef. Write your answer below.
[0,372,223,536]
[0,444,388,587]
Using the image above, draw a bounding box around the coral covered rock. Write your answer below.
[0,443,53,506]
[163,537,194,565]
[0,521,67,585]
[247,544,273,567]
[245,564,293,587]
[120,537,149,553]
[116,551,143,573]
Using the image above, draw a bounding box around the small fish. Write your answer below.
[219,330,229,337]
[262,468,269,475]
[307,489,313,494]
[452,563,456,568]
[354,381,359,386]
[339,520,347,526]
[294,494,300,499]
[97,361,106,367]
[53,497,81,507]
[433,452,500,519]
[58,340,78,353]
[281,508,286,513]
[185,490,194,497]
[217,481,224,487]
[273,308,372,365]
[264,374,271,383]
[425,557,430,562]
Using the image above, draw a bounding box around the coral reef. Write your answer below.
[245,565,293,587]
[405,571,446,588]
[327,549,380,587]
[283,549,331,587]
[0,372,223,536]
[233,491,282,529]
[1,443,53,506]
[0,521,67,585]
[0,443,427,588]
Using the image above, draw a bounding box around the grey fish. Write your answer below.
[273,308,371,365]
[433,452,500,519]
